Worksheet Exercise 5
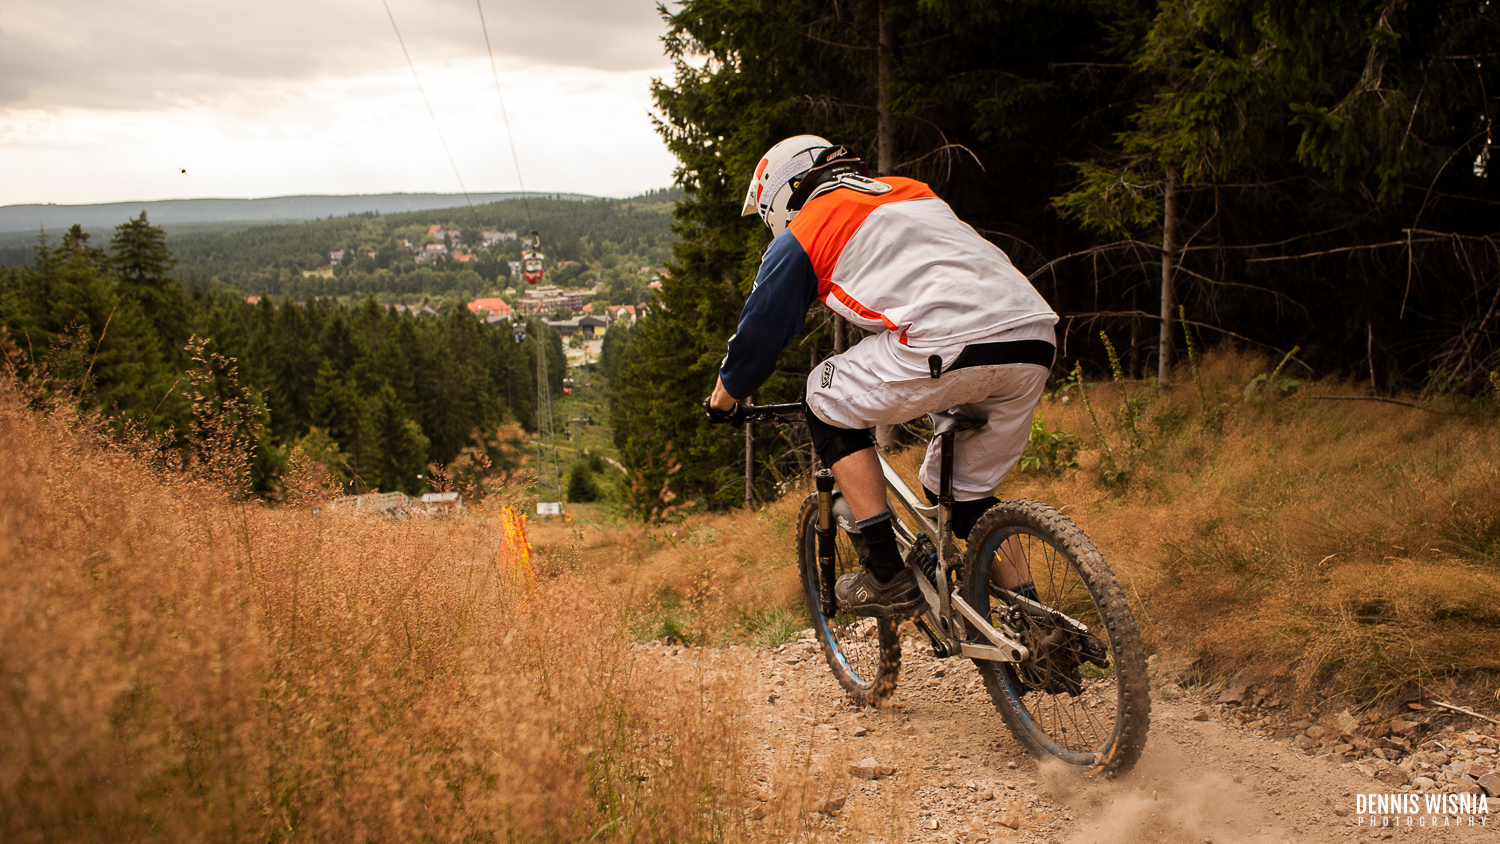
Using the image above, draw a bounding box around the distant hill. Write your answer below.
[0,192,599,234]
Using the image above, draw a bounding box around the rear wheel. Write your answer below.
[961,499,1149,775]
[796,494,901,706]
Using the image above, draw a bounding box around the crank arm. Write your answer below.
[909,565,944,628]
[959,642,1017,663]
[950,591,1029,662]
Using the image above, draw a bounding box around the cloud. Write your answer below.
[0,0,671,111]
[0,61,679,206]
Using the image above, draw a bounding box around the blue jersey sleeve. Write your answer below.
[718,230,820,400]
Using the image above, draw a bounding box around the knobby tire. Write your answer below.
[796,493,901,706]
[962,499,1150,776]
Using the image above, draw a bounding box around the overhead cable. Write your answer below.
[475,0,535,231]
[380,0,482,229]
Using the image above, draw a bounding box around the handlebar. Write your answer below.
[739,402,804,424]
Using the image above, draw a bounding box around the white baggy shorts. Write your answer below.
[805,321,1054,501]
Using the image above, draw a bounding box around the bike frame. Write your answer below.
[744,402,1054,665]
[870,439,1030,665]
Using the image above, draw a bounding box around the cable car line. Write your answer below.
[471,1,554,508]
[381,0,560,513]
[380,0,482,229]
[475,0,534,232]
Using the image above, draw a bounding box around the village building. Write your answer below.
[545,315,607,339]
[512,284,593,316]
[467,298,512,319]
[606,304,639,326]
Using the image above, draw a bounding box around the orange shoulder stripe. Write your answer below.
[824,282,897,332]
[789,177,937,285]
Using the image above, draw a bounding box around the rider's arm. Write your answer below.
[718,231,820,401]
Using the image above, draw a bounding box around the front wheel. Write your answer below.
[962,499,1150,775]
[796,494,901,706]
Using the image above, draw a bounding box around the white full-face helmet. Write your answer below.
[741,135,832,236]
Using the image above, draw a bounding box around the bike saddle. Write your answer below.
[928,411,985,435]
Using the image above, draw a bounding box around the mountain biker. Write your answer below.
[704,135,1058,617]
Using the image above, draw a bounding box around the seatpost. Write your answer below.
[936,431,956,629]
[938,432,954,509]
[814,469,838,619]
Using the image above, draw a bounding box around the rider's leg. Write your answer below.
[829,446,888,521]
[913,363,1049,594]
[922,487,999,541]
[804,406,907,584]
[828,447,905,583]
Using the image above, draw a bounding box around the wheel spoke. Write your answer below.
[965,500,1149,774]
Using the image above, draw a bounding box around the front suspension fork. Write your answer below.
[814,469,838,619]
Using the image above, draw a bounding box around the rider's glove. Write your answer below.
[702,396,747,426]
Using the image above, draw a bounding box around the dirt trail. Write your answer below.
[637,634,1498,843]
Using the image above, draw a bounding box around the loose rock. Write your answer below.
[1217,683,1249,705]
[813,795,847,815]
[848,757,896,780]
[998,803,1023,830]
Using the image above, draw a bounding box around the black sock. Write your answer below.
[855,511,903,583]
[922,488,999,541]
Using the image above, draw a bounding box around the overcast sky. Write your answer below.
[0,0,681,206]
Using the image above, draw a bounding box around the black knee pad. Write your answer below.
[923,487,998,541]
[805,401,875,468]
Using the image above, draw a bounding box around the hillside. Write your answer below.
[0,191,593,232]
[166,191,678,303]
[0,191,680,287]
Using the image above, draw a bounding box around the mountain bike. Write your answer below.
[737,402,1150,776]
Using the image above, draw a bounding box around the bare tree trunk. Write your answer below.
[876,0,895,176]
[833,316,847,353]
[745,394,754,509]
[1158,169,1181,384]
[1128,288,1141,379]
[874,0,900,451]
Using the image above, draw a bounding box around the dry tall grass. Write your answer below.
[0,387,746,842]
[987,349,1500,705]
[557,349,1500,710]
[528,496,808,647]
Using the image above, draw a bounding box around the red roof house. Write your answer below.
[467,298,512,318]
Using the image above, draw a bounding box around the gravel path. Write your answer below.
[637,635,1498,843]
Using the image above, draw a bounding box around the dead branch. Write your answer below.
[1245,237,1451,263]
[1062,311,1315,373]
[1308,396,1443,412]
[893,143,985,175]
[1428,699,1500,725]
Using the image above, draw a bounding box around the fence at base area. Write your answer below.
[324,491,465,519]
